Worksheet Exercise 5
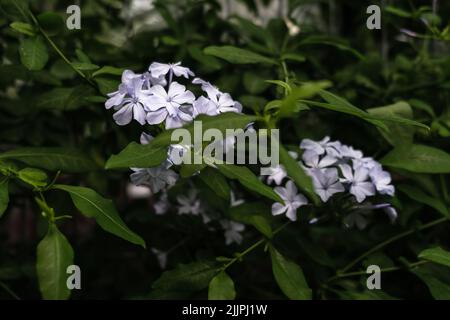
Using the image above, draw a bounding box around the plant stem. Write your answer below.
[328,260,428,283]
[0,281,21,300]
[338,217,449,274]
[28,11,97,89]
[221,221,290,270]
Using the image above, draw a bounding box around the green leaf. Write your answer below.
[278,144,319,204]
[385,6,413,18]
[105,143,168,170]
[180,163,206,178]
[0,147,98,173]
[398,185,449,217]
[270,247,312,300]
[0,178,9,218]
[17,167,48,188]
[228,203,272,238]
[281,53,306,63]
[106,113,256,169]
[367,101,415,146]
[92,66,125,78]
[278,81,331,118]
[299,35,364,60]
[204,46,277,65]
[37,12,64,36]
[208,272,236,300]
[303,90,429,131]
[412,264,450,300]
[150,261,218,299]
[36,86,94,111]
[10,21,35,36]
[381,144,450,173]
[199,167,230,200]
[419,247,450,267]
[19,36,49,71]
[53,185,145,247]
[36,223,74,300]
[216,164,282,203]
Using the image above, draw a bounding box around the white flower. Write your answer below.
[302,150,337,169]
[220,220,245,245]
[194,77,240,113]
[272,180,308,221]
[140,132,154,145]
[310,168,345,202]
[176,190,202,215]
[130,165,178,194]
[107,77,151,126]
[339,164,375,202]
[337,144,363,159]
[369,166,395,196]
[192,96,219,117]
[384,206,398,222]
[149,62,194,79]
[300,136,341,157]
[146,82,195,128]
[265,164,287,185]
[154,192,170,215]
[141,71,167,88]
[151,248,168,269]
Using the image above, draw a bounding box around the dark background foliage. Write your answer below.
[0,0,449,299]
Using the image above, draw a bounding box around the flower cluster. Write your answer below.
[105,62,241,129]
[266,137,397,226]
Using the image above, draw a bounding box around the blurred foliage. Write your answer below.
[0,0,449,300]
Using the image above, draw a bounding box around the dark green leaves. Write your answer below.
[398,185,449,217]
[270,247,312,300]
[17,167,48,188]
[204,46,277,65]
[0,147,98,172]
[0,178,9,218]
[277,81,331,119]
[199,167,230,200]
[104,142,167,170]
[36,223,74,300]
[412,264,450,300]
[19,36,49,71]
[10,21,36,36]
[381,144,450,173]
[53,185,145,247]
[228,203,272,238]
[216,164,282,203]
[208,272,236,300]
[419,247,450,267]
[105,113,257,169]
[150,261,218,299]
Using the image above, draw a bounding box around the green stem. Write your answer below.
[339,217,449,274]
[28,11,97,88]
[0,281,21,300]
[328,260,428,283]
[221,222,290,270]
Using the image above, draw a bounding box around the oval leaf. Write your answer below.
[208,272,236,300]
[0,147,98,173]
[19,36,49,71]
[36,223,74,300]
[204,46,277,65]
[270,247,312,300]
[381,144,450,173]
[53,185,145,247]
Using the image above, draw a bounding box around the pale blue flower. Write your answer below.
[272,180,308,221]
[339,164,375,202]
[310,168,345,202]
[149,62,194,79]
